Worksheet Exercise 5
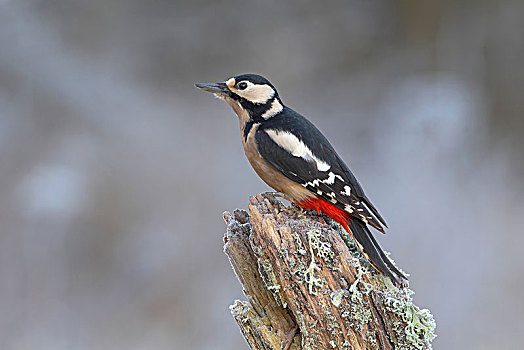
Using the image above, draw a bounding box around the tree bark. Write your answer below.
[223,194,436,350]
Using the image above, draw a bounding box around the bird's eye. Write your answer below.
[237,82,248,90]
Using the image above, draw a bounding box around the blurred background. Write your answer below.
[1,0,523,349]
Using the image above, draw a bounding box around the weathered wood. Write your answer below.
[224,194,436,350]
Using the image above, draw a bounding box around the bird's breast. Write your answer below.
[242,123,314,202]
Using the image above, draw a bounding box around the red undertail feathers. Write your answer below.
[296,197,408,287]
[298,197,351,232]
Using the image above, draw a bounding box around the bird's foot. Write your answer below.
[260,191,285,208]
[261,192,296,209]
[261,191,294,202]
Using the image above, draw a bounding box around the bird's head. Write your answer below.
[196,74,283,120]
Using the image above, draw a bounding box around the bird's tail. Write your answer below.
[297,197,408,287]
[348,218,408,287]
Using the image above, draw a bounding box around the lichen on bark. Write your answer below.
[223,194,436,350]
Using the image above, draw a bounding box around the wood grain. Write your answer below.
[224,194,436,350]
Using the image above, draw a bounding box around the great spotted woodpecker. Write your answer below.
[196,74,408,287]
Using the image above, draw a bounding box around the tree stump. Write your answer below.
[223,194,436,350]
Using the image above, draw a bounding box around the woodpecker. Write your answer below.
[196,74,408,287]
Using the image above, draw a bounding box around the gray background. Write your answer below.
[1,1,523,349]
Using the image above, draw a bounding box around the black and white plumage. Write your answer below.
[196,74,408,287]
[256,110,388,233]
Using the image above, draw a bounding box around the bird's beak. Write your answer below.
[195,82,228,94]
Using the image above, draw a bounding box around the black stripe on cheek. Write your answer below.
[243,114,266,142]
[240,96,275,116]
[243,117,264,141]
[241,96,276,142]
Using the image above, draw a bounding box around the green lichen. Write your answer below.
[322,267,374,340]
[323,304,343,338]
[242,199,435,350]
[330,289,348,308]
[229,299,252,323]
[288,256,296,269]
[258,258,286,307]
[292,261,307,282]
[327,217,378,276]
[303,229,336,295]
[295,311,323,350]
[366,329,379,349]
[384,290,437,350]
[307,229,335,261]
[347,294,372,332]
[229,300,282,349]
[293,232,307,255]
[332,219,436,348]
[251,243,263,257]
[304,253,322,295]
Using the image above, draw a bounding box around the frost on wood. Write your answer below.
[223,194,436,350]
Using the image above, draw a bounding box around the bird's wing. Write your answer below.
[256,115,387,233]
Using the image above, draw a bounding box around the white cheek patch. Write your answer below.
[265,129,330,172]
[236,83,275,104]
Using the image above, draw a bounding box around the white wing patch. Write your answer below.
[344,204,354,213]
[265,129,330,172]
[341,185,352,196]
[302,171,345,202]
[324,171,343,184]
[261,99,283,119]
